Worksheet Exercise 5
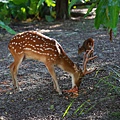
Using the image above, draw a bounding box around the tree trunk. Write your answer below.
[56,0,69,20]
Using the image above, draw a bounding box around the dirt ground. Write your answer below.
[0,17,120,120]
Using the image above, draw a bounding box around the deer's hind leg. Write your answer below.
[9,54,25,90]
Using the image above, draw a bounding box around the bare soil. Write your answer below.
[0,18,120,120]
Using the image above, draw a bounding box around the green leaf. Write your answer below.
[62,100,74,118]
[20,7,27,20]
[37,0,45,9]
[84,3,96,17]
[0,20,17,34]
[108,67,120,78]
[95,0,119,36]
[68,0,79,16]
[108,0,119,35]
[29,0,39,15]
[0,3,10,23]
[45,0,55,7]
[73,101,87,115]
[45,15,54,22]
[95,0,108,29]
[111,112,120,117]
[10,0,27,5]
[50,105,54,110]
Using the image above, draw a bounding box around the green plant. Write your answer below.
[0,0,11,23]
[95,66,120,95]
[9,1,28,20]
[0,0,56,22]
[85,0,120,37]
[62,100,74,118]
[110,112,120,118]
[28,0,55,21]
[0,20,17,34]
[62,96,115,118]
[63,65,120,118]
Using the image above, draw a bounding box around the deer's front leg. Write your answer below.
[45,63,62,95]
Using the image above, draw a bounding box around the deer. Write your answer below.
[8,31,97,95]
[78,38,94,57]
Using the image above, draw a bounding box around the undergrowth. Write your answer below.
[63,65,120,119]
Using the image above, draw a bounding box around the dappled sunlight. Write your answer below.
[49,23,63,29]
[37,23,63,33]
[38,29,63,34]
[71,8,96,20]
[0,17,120,120]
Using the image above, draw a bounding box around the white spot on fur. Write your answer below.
[23,41,26,43]
[55,41,61,54]
[24,48,31,50]
[40,48,44,51]
[36,44,39,46]
[51,58,54,61]
[18,51,23,54]
[40,45,43,47]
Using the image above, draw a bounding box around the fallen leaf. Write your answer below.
[63,86,78,93]
[63,86,79,98]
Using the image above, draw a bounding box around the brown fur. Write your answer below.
[8,32,97,95]
[78,38,94,56]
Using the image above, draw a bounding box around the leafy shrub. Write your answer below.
[0,0,55,22]
[0,0,11,24]
[86,0,120,36]
[0,0,56,33]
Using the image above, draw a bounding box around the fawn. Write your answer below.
[8,31,97,95]
[78,38,94,57]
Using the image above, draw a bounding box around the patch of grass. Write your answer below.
[62,100,74,118]
[111,112,120,117]
[62,65,120,118]
[95,65,120,95]
[50,104,55,111]
[108,112,120,120]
